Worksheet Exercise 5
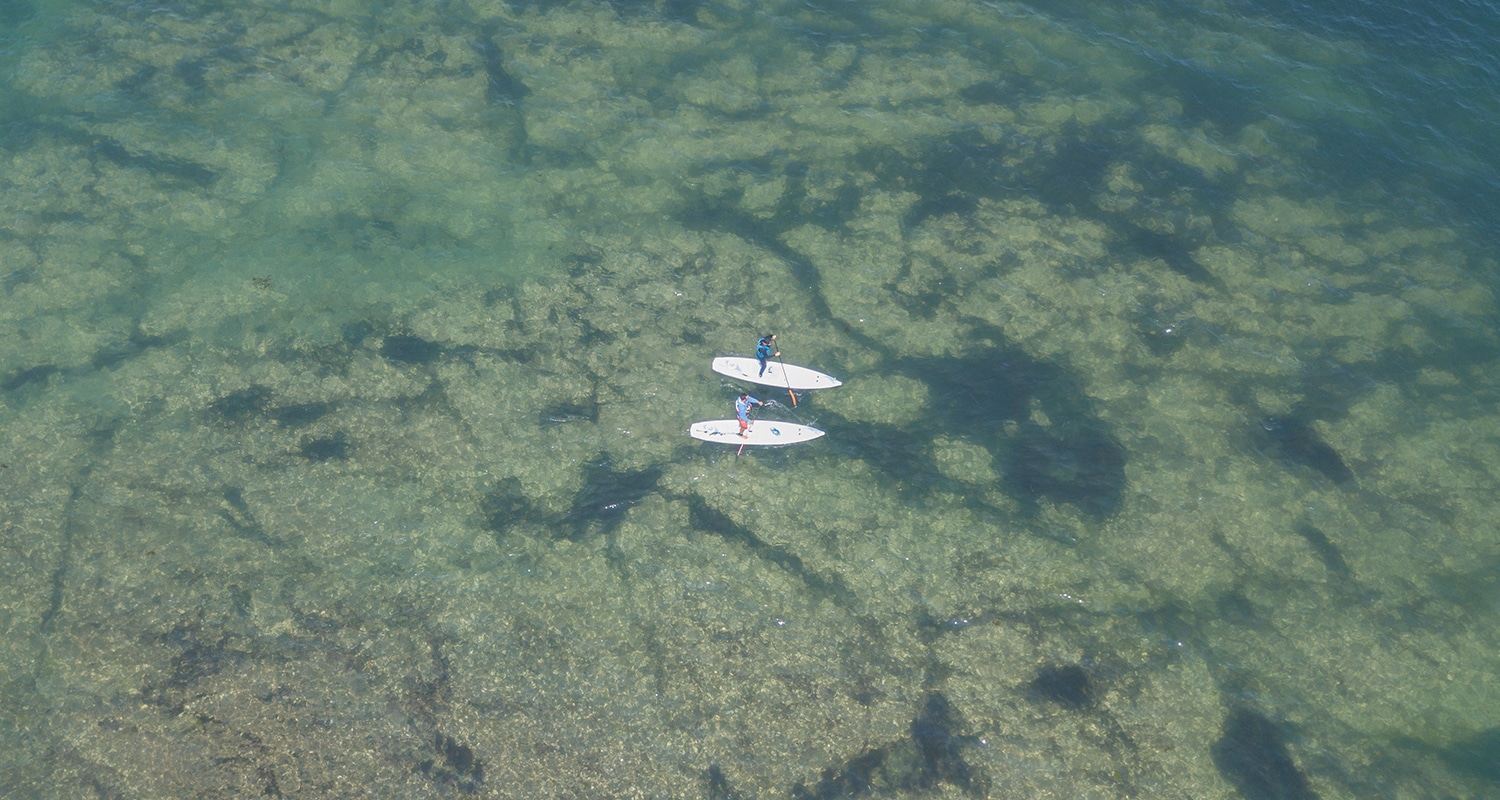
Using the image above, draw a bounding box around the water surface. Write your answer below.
[1,0,1498,796]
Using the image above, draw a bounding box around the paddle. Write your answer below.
[776,351,797,407]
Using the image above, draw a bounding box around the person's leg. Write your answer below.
[758,356,767,376]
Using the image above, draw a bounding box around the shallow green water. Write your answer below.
[2,0,1499,796]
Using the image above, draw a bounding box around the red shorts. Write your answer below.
[739,417,749,433]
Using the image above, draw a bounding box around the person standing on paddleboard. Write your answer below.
[736,392,764,438]
[756,334,779,377]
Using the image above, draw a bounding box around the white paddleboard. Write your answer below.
[712,356,842,391]
[689,419,825,446]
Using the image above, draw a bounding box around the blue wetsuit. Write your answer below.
[756,337,776,376]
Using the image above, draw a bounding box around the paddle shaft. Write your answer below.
[776,354,797,407]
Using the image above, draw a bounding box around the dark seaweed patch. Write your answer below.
[908,133,1010,200]
[904,192,977,227]
[167,636,240,688]
[678,188,782,252]
[271,401,333,427]
[91,136,218,189]
[114,65,158,97]
[1155,58,1263,132]
[1292,524,1353,580]
[176,57,208,90]
[153,621,243,692]
[597,0,703,22]
[898,346,1043,440]
[472,34,528,105]
[832,338,1131,519]
[481,477,533,536]
[799,179,865,230]
[1136,602,1208,661]
[1030,664,1093,709]
[1250,357,1377,429]
[578,319,615,348]
[674,177,837,318]
[1211,709,1319,800]
[562,247,604,276]
[217,485,279,547]
[704,764,746,800]
[223,485,250,516]
[300,432,350,462]
[380,334,443,365]
[661,0,703,24]
[1137,145,1234,203]
[230,584,252,617]
[2,266,37,292]
[0,0,37,25]
[790,693,983,799]
[1255,417,1353,484]
[419,733,484,793]
[909,693,981,794]
[1123,226,1218,285]
[1003,423,1127,519]
[209,385,273,421]
[539,400,598,426]
[959,76,1034,106]
[92,330,174,370]
[1307,123,1408,202]
[1441,726,1500,784]
[1216,590,1260,627]
[1024,134,1115,212]
[321,211,398,251]
[794,749,885,799]
[686,495,853,603]
[38,482,84,635]
[2,364,58,391]
[556,459,663,541]
[886,132,1011,227]
[822,423,930,496]
[342,319,377,348]
[1130,300,1192,356]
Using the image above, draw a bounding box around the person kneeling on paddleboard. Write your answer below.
[736,392,764,438]
[756,334,779,377]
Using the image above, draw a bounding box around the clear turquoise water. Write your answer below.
[2,0,1498,796]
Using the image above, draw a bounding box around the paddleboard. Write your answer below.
[689,419,825,446]
[712,356,842,391]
